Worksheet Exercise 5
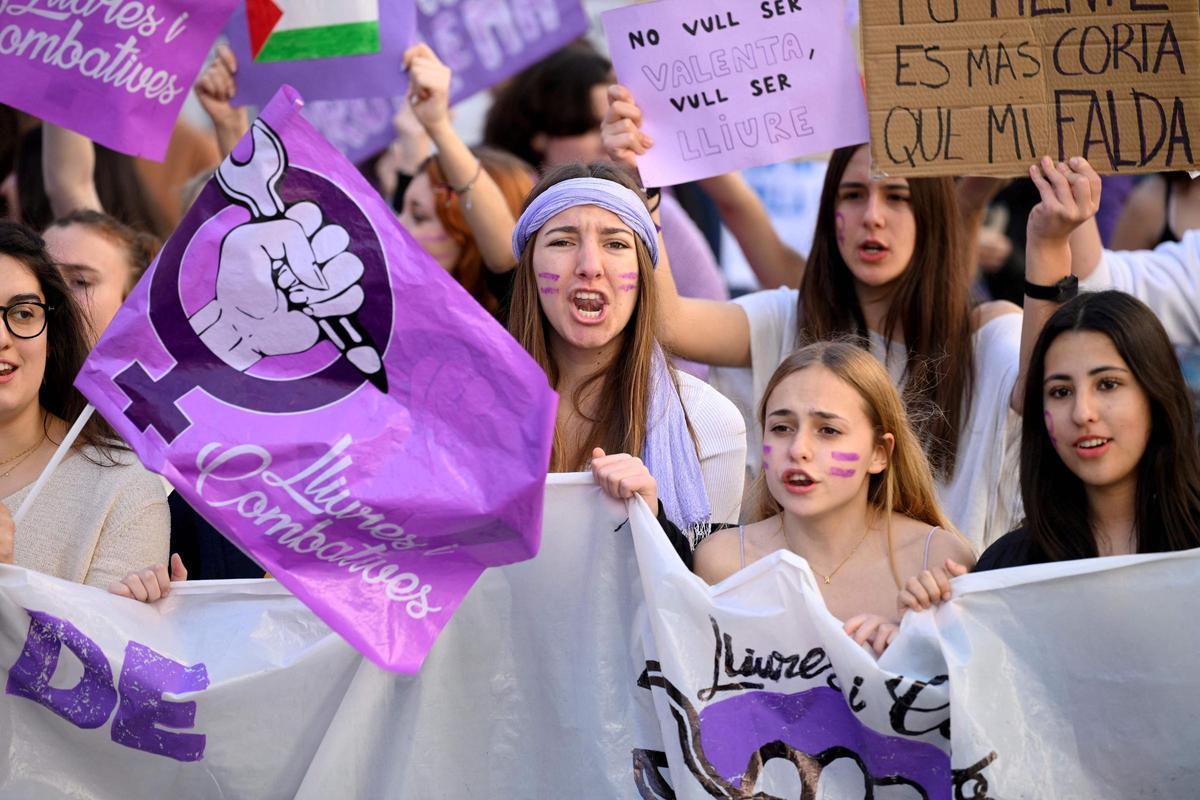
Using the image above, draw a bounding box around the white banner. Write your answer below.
[1,477,1197,797]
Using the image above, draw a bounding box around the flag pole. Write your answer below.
[13,404,95,526]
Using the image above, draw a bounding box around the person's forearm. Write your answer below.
[213,110,249,160]
[427,120,516,273]
[699,172,803,288]
[1014,238,1071,414]
[1069,217,1104,280]
[42,124,102,217]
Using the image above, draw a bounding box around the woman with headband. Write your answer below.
[508,162,746,561]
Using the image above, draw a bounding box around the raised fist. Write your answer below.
[189,201,365,371]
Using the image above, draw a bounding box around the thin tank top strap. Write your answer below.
[738,525,746,570]
[922,526,939,571]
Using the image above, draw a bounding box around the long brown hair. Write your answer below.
[1021,291,1200,560]
[751,342,955,585]
[507,162,660,471]
[426,147,535,317]
[800,145,975,480]
[0,221,125,461]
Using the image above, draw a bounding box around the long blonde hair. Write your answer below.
[752,341,955,586]
[506,162,661,472]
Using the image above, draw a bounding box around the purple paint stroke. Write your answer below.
[537,273,560,281]
[1044,410,1058,446]
[762,445,772,455]
[831,451,860,462]
[619,272,638,279]
[620,284,638,292]
[830,467,856,478]
[835,212,846,245]
[698,688,949,793]
[541,287,560,295]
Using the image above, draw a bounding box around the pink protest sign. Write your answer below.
[75,86,557,674]
[602,0,869,187]
[0,0,239,161]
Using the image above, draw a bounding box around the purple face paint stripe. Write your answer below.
[831,451,860,462]
[830,467,856,478]
[540,287,560,295]
[619,272,638,279]
[536,272,560,281]
[620,284,637,292]
[762,445,772,455]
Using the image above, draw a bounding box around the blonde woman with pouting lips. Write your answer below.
[694,342,974,656]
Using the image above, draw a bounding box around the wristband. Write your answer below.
[1023,275,1078,303]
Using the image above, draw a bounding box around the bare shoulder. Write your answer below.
[971,300,1021,331]
[890,515,975,573]
[693,528,742,585]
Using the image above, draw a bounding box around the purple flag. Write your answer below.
[75,86,557,674]
[225,1,416,106]
[420,0,588,103]
[0,0,239,160]
[601,0,869,187]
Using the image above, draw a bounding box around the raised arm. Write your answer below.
[697,172,805,288]
[1014,156,1102,414]
[602,84,752,367]
[195,44,250,160]
[41,124,102,217]
[404,44,516,274]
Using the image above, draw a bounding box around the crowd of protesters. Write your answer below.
[1,33,1199,658]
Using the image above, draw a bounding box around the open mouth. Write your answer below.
[859,240,889,260]
[570,290,607,321]
[782,469,817,491]
[0,363,15,376]
[1075,437,1111,450]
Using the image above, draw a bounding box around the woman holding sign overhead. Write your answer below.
[507,162,746,564]
[603,89,1102,546]
[0,222,168,590]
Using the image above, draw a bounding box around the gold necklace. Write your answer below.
[781,517,873,585]
[0,437,43,480]
[0,439,40,469]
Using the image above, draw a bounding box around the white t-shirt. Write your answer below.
[675,370,748,527]
[709,287,1022,548]
[1080,231,1200,345]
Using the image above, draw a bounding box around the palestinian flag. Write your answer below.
[247,0,381,63]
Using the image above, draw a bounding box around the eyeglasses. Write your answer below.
[0,301,52,339]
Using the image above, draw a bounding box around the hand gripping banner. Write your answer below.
[75,85,557,673]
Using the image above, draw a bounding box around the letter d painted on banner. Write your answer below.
[5,609,118,728]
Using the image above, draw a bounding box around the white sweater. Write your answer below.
[4,447,170,589]
[1080,231,1200,345]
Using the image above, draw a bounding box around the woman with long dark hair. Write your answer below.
[978,290,1200,567]
[0,221,168,589]
[605,94,1102,544]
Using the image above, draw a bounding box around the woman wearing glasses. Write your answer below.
[0,222,169,592]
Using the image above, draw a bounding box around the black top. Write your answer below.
[169,493,264,580]
[974,526,1049,572]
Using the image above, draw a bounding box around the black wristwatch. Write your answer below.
[1024,275,1079,302]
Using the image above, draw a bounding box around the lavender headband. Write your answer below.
[511,177,659,265]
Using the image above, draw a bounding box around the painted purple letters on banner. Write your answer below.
[226,1,417,106]
[303,97,408,165]
[600,0,869,186]
[419,0,589,103]
[6,610,209,762]
[75,86,557,673]
[0,0,240,160]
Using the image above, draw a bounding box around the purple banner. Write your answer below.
[418,0,588,103]
[0,0,239,160]
[76,86,557,674]
[225,1,417,106]
[601,0,869,186]
[302,96,406,165]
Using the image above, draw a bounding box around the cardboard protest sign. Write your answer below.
[602,0,869,187]
[420,0,589,103]
[861,0,1200,176]
[74,86,557,673]
[225,0,416,106]
[0,0,239,160]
